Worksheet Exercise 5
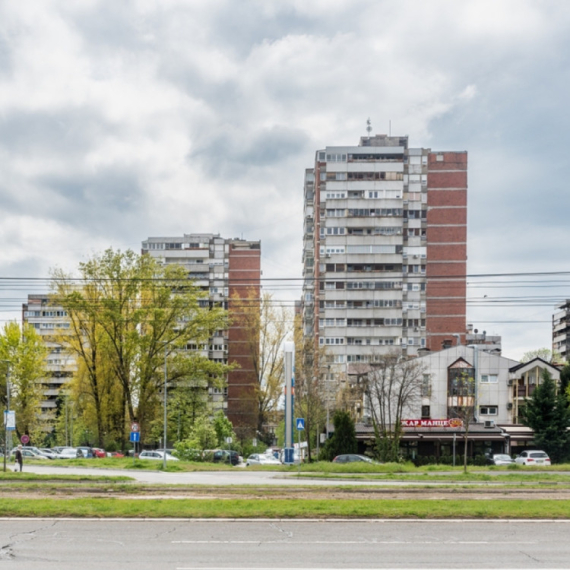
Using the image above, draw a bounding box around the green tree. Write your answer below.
[320,410,357,461]
[176,414,218,452]
[521,369,570,463]
[560,363,570,401]
[52,248,230,446]
[213,411,236,446]
[521,348,562,364]
[0,323,48,444]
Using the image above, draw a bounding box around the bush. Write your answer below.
[174,441,206,462]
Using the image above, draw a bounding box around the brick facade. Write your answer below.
[426,151,467,350]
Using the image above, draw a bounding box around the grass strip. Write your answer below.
[295,472,570,483]
[0,472,133,482]
[1,498,570,519]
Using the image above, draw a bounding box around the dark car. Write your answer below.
[332,454,374,463]
[205,449,240,466]
[76,446,95,458]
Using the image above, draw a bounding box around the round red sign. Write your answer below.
[131,423,140,433]
[21,434,30,444]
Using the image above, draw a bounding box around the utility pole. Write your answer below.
[2,361,11,473]
[163,346,168,470]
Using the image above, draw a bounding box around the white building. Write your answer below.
[553,300,570,362]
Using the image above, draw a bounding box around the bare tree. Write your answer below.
[362,352,424,462]
[230,289,292,441]
[448,370,475,472]
[294,315,329,461]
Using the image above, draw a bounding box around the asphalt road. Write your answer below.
[1,519,569,569]
[20,464,521,486]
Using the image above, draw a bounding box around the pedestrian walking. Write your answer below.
[14,445,23,472]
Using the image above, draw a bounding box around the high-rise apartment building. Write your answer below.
[553,300,570,362]
[22,295,75,422]
[142,234,261,435]
[302,134,467,368]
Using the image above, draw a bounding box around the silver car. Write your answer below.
[55,447,84,459]
[138,450,179,461]
[246,453,282,466]
[489,454,514,465]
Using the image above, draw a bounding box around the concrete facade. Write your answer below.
[301,135,467,379]
[553,300,570,362]
[22,295,76,423]
[142,234,261,434]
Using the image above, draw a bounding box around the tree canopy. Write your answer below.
[0,322,48,443]
[51,248,231,447]
[320,410,357,460]
[521,369,570,463]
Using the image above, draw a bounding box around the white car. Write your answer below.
[39,448,58,459]
[246,453,282,466]
[515,450,551,466]
[10,448,49,460]
[138,450,179,461]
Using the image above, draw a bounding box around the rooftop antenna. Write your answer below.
[366,118,372,136]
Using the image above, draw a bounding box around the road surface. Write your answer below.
[0,519,568,569]
[21,464,534,486]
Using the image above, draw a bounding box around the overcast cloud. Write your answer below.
[1,0,569,359]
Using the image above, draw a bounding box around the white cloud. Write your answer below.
[0,0,569,357]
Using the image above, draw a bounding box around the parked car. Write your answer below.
[487,453,514,466]
[22,446,53,459]
[76,446,95,458]
[332,454,374,464]
[138,450,179,461]
[108,451,125,458]
[515,450,551,466]
[92,448,106,458]
[246,453,282,466]
[55,447,84,459]
[278,450,301,464]
[204,449,240,466]
[10,448,49,460]
[39,448,58,459]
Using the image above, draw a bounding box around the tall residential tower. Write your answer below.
[142,233,261,435]
[302,134,467,369]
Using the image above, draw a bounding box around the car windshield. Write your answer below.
[494,455,511,460]
[530,452,548,458]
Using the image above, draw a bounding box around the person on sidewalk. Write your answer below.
[14,445,23,472]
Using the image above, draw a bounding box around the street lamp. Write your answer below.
[1,361,11,473]
[163,345,168,471]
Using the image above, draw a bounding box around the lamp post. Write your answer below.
[2,361,11,473]
[163,345,168,471]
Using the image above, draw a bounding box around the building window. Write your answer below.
[480,406,498,416]
[481,374,498,383]
[421,405,431,419]
[421,375,431,397]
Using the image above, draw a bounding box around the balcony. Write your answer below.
[516,385,536,398]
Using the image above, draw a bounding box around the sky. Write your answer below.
[0,0,569,360]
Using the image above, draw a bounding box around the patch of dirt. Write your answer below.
[2,485,570,501]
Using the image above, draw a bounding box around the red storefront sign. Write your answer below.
[401,419,463,428]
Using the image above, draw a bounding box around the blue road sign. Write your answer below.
[296,418,305,430]
[130,431,140,443]
[283,447,295,464]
